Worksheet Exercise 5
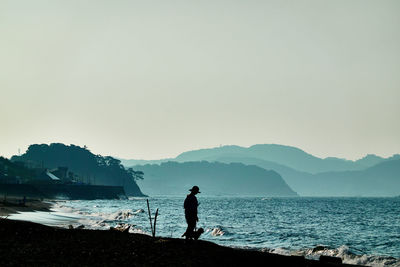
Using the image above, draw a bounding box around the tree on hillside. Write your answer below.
[11,143,145,196]
[127,168,144,181]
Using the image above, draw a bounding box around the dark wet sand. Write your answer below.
[0,197,51,217]
[0,219,362,267]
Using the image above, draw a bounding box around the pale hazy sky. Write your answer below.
[1,0,399,160]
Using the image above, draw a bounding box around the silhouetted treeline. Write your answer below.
[11,143,145,196]
[0,156,37,183]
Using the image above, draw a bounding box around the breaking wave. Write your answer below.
[265,245,400,267]
[51,202,148,232]
[210,227,225,236]
[49,197,400,267]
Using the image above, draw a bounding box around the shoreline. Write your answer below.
[0,218,361,267]
[0,197,52,217]
[2,199,397,266]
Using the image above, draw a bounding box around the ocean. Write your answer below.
[10,196,400,266]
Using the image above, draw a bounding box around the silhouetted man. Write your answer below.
[182,186,200,239]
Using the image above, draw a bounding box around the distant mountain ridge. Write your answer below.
[174,144,399,173]
[120,144,400,197]
[134,161,297,197]
[305,159,400,197]
[207,156,400,197]
[121,144,399,173]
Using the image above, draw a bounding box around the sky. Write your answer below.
[1,0,399,160]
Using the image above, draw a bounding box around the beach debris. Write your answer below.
[146,199,159,237]
[153,208,159,238]
[146,199,154,236]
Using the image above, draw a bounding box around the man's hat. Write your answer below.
[189,186,200,193]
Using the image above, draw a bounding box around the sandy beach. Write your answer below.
[0,218,362,267]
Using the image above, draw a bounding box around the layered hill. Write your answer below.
[122,144,399,174]
[198,156,400,197]
[134,161,297,197]
[11,143,145,197]
[173,144,399,174]
[122,144,399,197]
[306,159,400,197]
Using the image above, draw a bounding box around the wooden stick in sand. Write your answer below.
[153,208,159,238]
[146,199,154,236]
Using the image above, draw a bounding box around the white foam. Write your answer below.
[268,245,400,267]
[134,209,145,214]
[130,228,151,235]
[50,201,148,233]
[106,210,135,221]
[9,210,81,227]
[211,227,225,236]
[269,247,293,256]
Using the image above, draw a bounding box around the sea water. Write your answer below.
[11,197,400,266]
